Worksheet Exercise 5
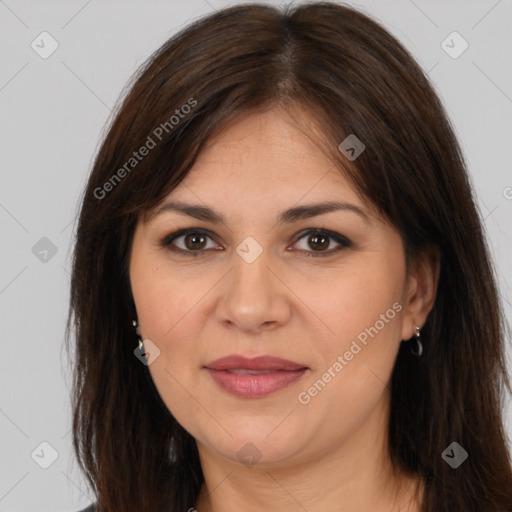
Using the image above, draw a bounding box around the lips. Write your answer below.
[204,355,309,398]
[204,355,307,372]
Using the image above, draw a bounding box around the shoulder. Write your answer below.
[76,505,96,512]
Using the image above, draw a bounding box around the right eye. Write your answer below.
[160,229,221,256]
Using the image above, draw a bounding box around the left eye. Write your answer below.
[292,229,352,256]
[160,228,352,257]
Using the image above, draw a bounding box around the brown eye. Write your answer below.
[292,229,352,257]
[183,232,207,250]
[160,229,218,255]
[307,233,330,251]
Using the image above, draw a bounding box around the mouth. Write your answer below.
[203,355,309,398]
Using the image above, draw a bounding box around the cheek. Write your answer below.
[302,259,405,406]
[133,275,203,389]
[130,250,205,397]
[311,260,404,349]
[131,255,199,340]
[131,267,208,425]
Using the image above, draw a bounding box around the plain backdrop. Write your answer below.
[0,0,511,510]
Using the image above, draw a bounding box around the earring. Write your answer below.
[410,325,423,357]
[133,319,143,350]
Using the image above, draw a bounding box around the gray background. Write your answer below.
[0,0,511,510]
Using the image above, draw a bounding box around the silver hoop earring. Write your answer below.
[410,325,423,357]
[132,319,143,350]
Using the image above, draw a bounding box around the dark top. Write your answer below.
[77,505,96,512]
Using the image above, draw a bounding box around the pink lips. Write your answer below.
[204,355,309,398]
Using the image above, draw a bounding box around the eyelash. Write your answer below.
[159,228,352,258]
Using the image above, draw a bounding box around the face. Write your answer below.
[129,107,420,469]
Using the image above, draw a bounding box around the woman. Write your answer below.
[67,2,512,511]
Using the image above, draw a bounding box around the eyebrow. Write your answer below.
[148,199,371,226]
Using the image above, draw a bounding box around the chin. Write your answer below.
[197,426,308,467]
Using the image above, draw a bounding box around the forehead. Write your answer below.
[174,108,360,204]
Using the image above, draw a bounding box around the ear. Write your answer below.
[400,244,441,341]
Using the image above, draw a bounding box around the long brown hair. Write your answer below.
[66,2,512,510]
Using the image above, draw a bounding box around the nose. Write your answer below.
[215,246,292,334]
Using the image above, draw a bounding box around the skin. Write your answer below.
[129,107,439,512]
